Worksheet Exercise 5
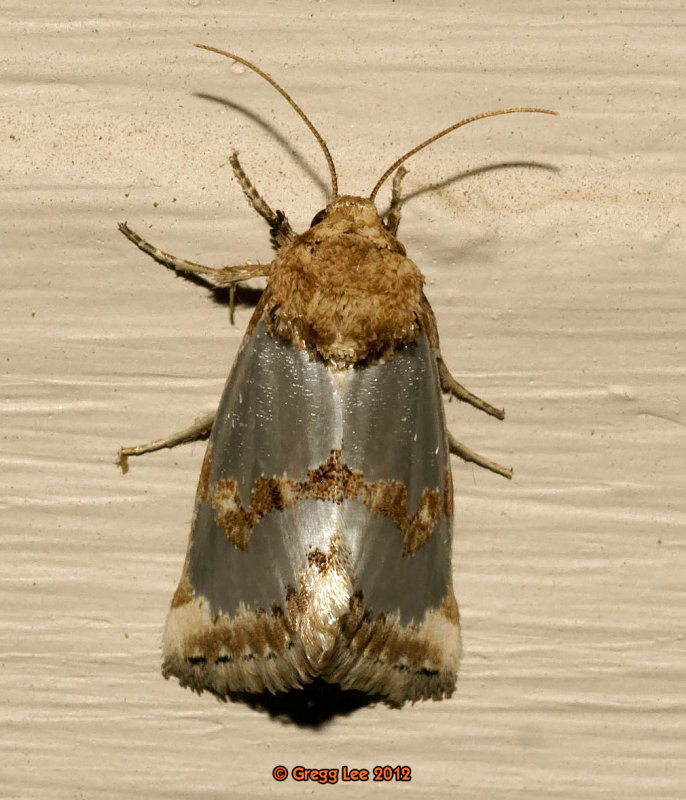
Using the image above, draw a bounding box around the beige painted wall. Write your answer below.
[2,1,684,797]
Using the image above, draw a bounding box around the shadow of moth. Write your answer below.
[118,45,556,708]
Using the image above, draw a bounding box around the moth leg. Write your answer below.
[118,222,270,289]
[448,431,512,480]
[384,166,408,236]
[438,359,505,420]
[420,294,505,420]
[229,151,296,249]
[118,410,216,474]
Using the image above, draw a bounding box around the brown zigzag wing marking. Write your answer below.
[209,450,442,556]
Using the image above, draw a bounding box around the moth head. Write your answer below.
[309,196,403,253]
[317,196,384,231]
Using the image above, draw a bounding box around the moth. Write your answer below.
[118,45,555,707]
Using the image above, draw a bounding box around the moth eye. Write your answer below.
[309,209,327,227]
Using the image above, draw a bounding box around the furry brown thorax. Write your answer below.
[264,196,425,368]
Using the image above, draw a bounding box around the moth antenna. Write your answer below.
[195,44,339,198]
[369,108,558,203]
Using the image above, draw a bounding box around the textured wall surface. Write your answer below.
[2,2,684,797]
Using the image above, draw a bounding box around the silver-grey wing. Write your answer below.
[162,318,460,704]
